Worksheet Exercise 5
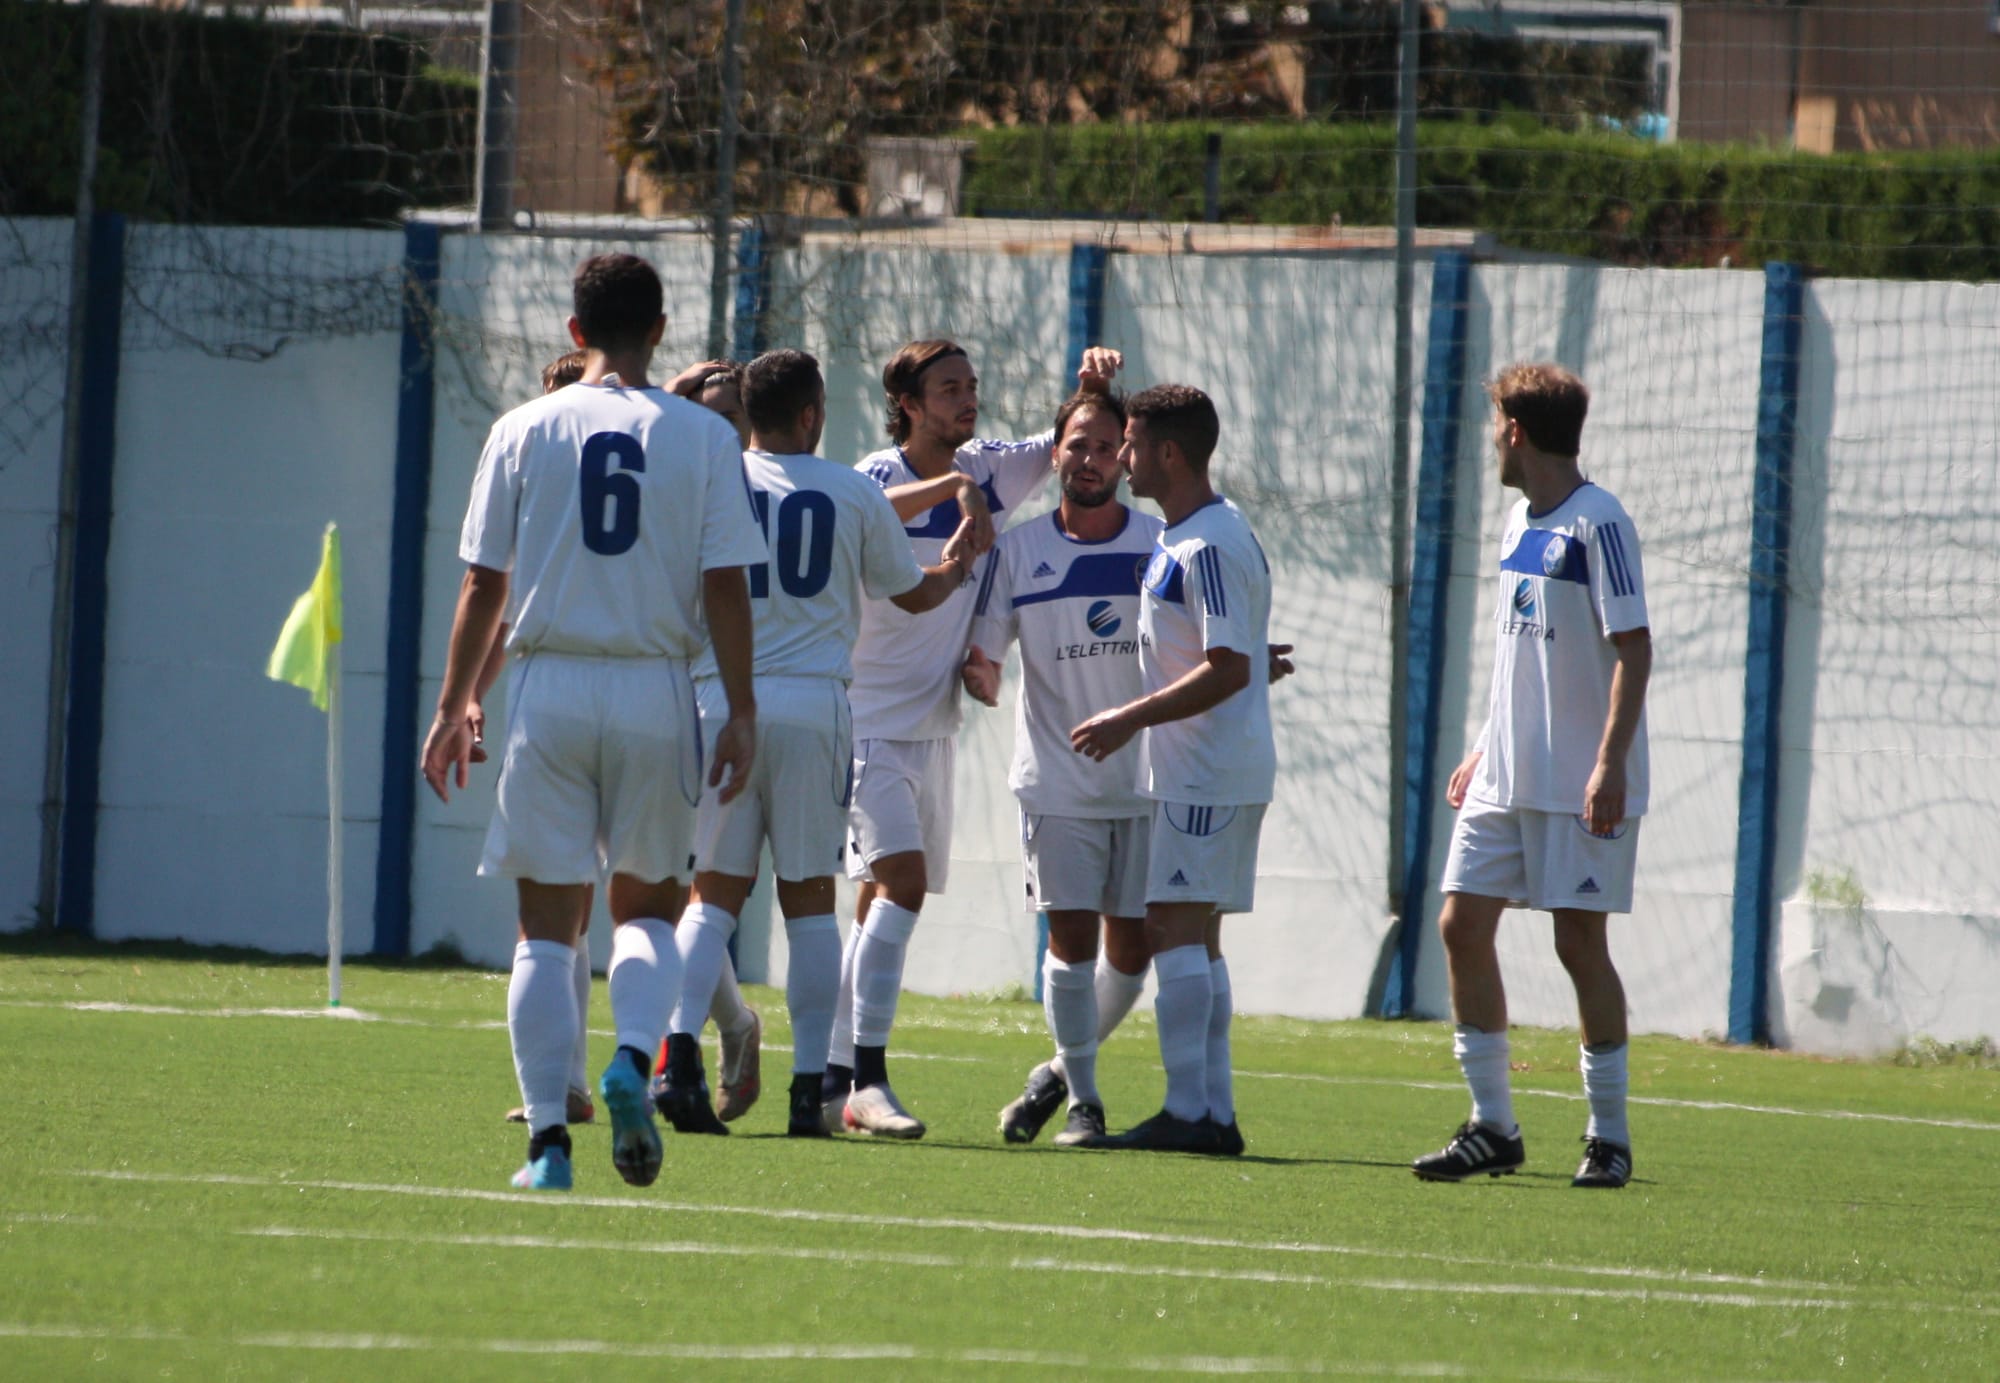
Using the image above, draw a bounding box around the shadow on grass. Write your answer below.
[0,927,484,971]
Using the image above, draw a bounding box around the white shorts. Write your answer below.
[1021,811,1150,918]
[480,652,701,885]
[692,676,852,882]
[1144,801,1267,915]
[1441,798,1642,914]
[846,736,955,893]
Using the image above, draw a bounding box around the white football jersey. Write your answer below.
[847,433,1055,741]
[461,381,768,658]
[693,449,925,684]
[1468,481,1650,816]
[1136,497,1276,806]
[970,507,1164,818]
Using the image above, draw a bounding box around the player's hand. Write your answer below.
[941,515,982,572]
[1445,751,1483,810]
[666,359,733,398]
[1076,346,1123,393]
[962,647,1002,707]
[1267,643,1295,684]
[421,715,475,803]
[1582,757,1627,836]
[710,711,756,806]
[467,701,489,763]
[1071,707,1138,761]
[955,479,996,554]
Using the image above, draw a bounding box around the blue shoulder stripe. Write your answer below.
[974,548,1000,611]
[1599,522,1634,597]
[1012,551,1147,609]
[1197,545,1228,617]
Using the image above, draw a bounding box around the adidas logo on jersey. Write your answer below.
[1031,561,1058,579]
[1577,877,1600,894]
[1168,869,1189,887]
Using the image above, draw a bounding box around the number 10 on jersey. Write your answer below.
[749,488,834,599]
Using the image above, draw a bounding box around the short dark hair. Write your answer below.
[1126,384,1219,471]
[1053,389,1126,445]
[571,253,663,353]
[882,339,967,442]
[743,349,823,435]
[540,349,586,394]
[1490,363,1589,457]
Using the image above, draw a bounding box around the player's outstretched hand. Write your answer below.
[421,716,475,803]
[1444,751,1483,810]
[710,712,757,806]
[1070,707,1138,762]
[1076,346,1124,393]
[666,359,734,399]
[955,479,996,554]
[962,647,1002,708]
[1268,643,1295,684]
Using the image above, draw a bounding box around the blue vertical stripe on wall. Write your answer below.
[1065,243,1109,386]
[1381,251,1473,1018]
[1728,262,1805,1045]
[731,224,772,362]
[372,221,442,959]
[55,212,129,938]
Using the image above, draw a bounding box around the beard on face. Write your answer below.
[1063,473,1118,507]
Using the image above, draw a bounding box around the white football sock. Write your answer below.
[826,918,862,1072]
[784,913,841,1074]
[1042,953,1101,1107]
[568,936,592,1094]
[669,902,737,1041]
[1152,944,1213,1123]
[509,939,578,1134]
[1205,956,1234,1124]
[852,899,920,1048]
[1096,955,1147,1040]
[1455,1025,1517,1135]
[710,953,753,1037]
[1581,1041,1630,1146]
[606,917,680,1059]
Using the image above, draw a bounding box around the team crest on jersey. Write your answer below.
[1512,578,1536,619]
[1085,600,1121,637]
[1541,535,1568,576]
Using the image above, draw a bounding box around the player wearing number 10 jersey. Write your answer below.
[425,253,767,1194]
[655,349,978,1138]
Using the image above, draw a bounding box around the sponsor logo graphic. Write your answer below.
[1541,535,1567,576]
[1168,869,1190,887]
[1085,600,1121,637]
[1577,876,1601,895]
[1512,578,1536,619]
[1031,560,1057,579]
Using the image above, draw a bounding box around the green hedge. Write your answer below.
[962,122,2000,282]
[0,0,475,226]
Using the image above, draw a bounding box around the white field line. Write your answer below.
[9,996,1992,1128]
[0,1321,1500,1378]
[230,1224,1852,1311]
[73,1169,1835,1294]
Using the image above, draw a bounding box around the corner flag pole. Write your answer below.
[326,633,344,1007]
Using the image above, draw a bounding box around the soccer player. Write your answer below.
[962,388,1160,1148]
[1070,384,1275,1156]
[826,339,1123,1137]
[654,348,981,1138]
[1412,363,1650,1191]
[422,252,767,1193]
[668,359,751,446]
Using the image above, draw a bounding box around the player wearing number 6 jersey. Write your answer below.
[825,339,1123,1137]
[653,349,979,1138]
[422,253,767,1193]
[1412,363,1652,1192]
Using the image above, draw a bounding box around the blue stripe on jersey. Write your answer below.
[974,547,1001,612]
[1197,546,1228,617]
[1599,522,1634,597]
[901,475,1006,540]
[1011,551,1147,609]
[1500,528,1591,585]
[1143,548,1186,606]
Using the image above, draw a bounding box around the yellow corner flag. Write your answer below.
[267,523,344,710]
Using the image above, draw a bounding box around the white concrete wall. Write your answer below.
[92,225,406,952]
[0,220,72,931]
[1417,265,1769,1040]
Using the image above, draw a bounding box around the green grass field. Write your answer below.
[3,940,1995,1381]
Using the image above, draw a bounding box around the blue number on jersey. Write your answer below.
[579,432,644,555]
[749,489,835,599]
